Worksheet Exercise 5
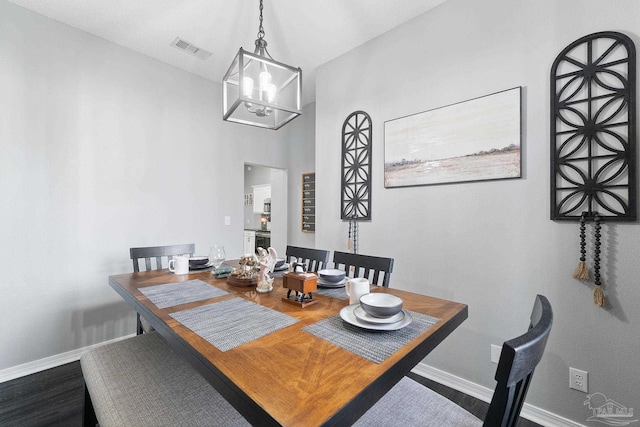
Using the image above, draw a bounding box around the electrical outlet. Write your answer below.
[224,216,231,226]
[490,344,501,364]
[570,367,588,393]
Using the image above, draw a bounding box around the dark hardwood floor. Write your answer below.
[0,362,541,426]
[0,362,84,427]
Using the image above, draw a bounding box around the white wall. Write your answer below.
[268,168,288,256]
[315,0,640,424]
[287,102,317,248]
[0,1,296,370]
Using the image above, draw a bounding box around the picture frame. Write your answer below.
[384,87,522,188]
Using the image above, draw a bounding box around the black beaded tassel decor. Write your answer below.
[572,212,590,280]
[593,214,605,307]
[346,216,359,254]
[352,219,358,254]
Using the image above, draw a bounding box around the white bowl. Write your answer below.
[359,293,403,318]
[318,269,346,282]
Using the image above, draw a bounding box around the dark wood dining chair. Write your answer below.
[129,243,195,334]
[332,251,394,287]
[285,245,330,272]
[354,294,553,427]
[130,243,195,273]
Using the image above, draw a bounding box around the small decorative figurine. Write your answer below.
[256,246,277,293]
[227,253,259,287]
[282,272,318,307]
[294,263,305,273]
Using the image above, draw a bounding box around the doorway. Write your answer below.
[243,164,288,258]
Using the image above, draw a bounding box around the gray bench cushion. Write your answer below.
[81,332,249,427]
[353,376,483,427]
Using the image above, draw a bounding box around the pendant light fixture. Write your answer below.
[222,0,302,130]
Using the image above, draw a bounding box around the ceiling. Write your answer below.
[7,0,447,105]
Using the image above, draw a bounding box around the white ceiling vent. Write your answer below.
[170,37,212,60]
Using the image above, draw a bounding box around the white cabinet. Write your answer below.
[253,185,271,213]
[243,230,256,255]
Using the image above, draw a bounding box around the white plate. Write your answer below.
[353,305,405,324]
[340,304,413,331]
[317,277,347,288]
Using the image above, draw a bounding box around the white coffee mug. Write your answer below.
[346,277,370,305]
[169,255,189,275]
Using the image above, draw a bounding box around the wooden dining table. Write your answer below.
[109,265,468,426]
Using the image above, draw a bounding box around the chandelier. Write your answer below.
[222,0,302,130]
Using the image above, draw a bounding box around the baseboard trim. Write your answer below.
[0,334,135,384]
[411,363,586,427]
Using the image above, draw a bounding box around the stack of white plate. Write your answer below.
[317,269,346,288]
[339,293,412,330]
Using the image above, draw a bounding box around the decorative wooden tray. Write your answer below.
[226,276,258,287]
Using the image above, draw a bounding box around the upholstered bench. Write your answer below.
[81,332,250,427]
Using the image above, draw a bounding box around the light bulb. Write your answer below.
[267,83,277,103]
[243,77,254,98]
[259,71,272,91]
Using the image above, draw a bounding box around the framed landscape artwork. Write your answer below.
[384,87,522,188]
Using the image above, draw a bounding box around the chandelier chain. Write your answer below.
[257,0,265,40]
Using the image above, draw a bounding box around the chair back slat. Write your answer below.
[370,269,381,286]
[483,294,553,427]
[130,244,195,272]
[285,246,330,272]
[332,251,394,287]
[507,377,530,425]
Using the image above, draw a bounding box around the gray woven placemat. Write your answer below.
[170,297,299,352]
[314,285,377,301]
[303,311,440,364]
[139,279,229,309]
[314,286,349,300]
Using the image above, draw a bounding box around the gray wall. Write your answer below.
[315,0,639,424]
[0,1,295,370]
